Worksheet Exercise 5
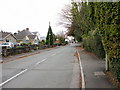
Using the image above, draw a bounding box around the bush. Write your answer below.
[83,30,105,58]
[15,46,22,48]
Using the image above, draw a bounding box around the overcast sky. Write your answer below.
[0,0,71,37]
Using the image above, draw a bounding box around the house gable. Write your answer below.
[0,32,17,43]
[5,34,17,43]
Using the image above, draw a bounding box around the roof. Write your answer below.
[28,35,36,40]
[0,32,17,40]
[32,32,38,35]
[15,30,33,40]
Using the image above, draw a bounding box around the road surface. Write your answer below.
[1,45,80,88]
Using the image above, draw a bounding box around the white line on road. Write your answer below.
[36,58,47,65]
[51,53,56,56]
[0,69,28,87]
[0,58,47,87]
[77,50,85,89]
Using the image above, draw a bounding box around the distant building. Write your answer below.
[0,31,17,44]
[32,32,41,41]
[27,35,39,44]
[15,28,40,44]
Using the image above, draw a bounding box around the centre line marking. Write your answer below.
[1,58,47,87]
[0,69,28,87]
[51,53,56,56]
[36,58,47,65]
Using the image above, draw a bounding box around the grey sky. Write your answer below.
[0,0,71,37]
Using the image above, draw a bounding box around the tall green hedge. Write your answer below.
[93,2,120,81]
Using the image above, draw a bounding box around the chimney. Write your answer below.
[1,30,3,33]
[26,28,29,31]
[18,30,20,33]
[14,33,17,35]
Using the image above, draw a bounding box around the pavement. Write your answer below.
[77,47,116,88]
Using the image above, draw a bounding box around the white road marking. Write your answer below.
[36,58,47,65]
[0,69,28,87]
[51,53,56,56]
[77,50,85,89]
[0,58,47,87]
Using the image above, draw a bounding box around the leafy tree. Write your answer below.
[59,1,95,42]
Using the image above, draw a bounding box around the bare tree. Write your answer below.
[58,4,72,28]
[56,30,65,38]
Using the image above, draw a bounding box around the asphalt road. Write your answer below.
[1,45,80,88]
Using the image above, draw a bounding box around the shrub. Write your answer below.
[83,29,105,58]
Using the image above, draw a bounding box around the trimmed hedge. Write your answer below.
[93,2,120,82]
[83,2,120,82]
[111,59,120,82]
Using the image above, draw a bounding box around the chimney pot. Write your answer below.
[26,28,29,30]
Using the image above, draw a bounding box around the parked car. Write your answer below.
[2,42,14,48]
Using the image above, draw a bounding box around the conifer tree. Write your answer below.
[46,22,54,46]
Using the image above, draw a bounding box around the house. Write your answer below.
[32,32,41,40]
[27,35,40,44]
[0,31,17,44]
[15,28,40,44]
[14,28,32,43]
